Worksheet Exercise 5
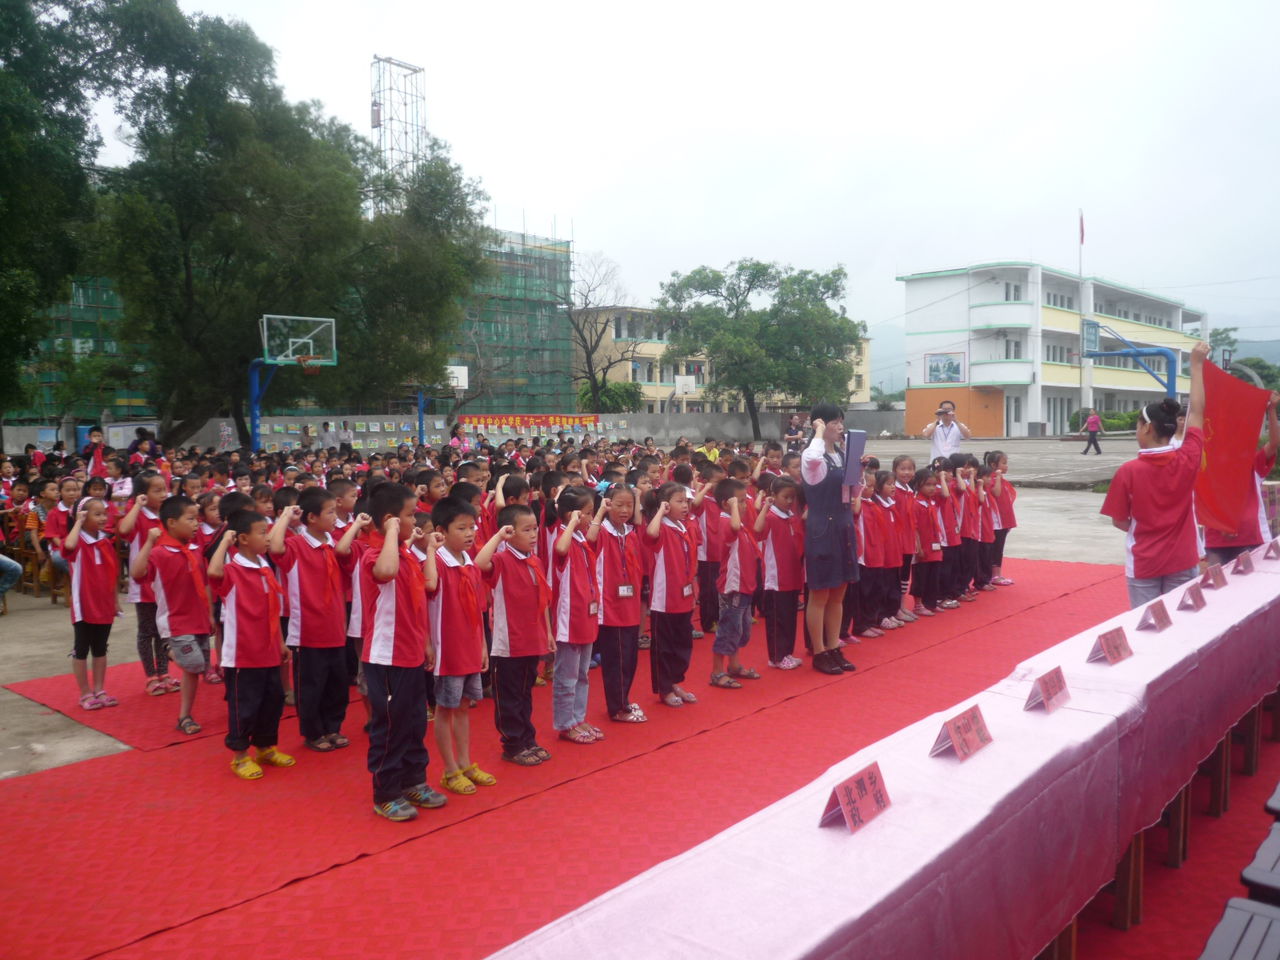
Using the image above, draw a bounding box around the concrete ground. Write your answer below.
[0,437,1131,779]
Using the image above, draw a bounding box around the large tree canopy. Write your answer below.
[657,260,866,438]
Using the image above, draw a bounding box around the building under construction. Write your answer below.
[451,229,575,415]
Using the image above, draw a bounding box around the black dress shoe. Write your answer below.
[812,650,843,675]
[831,647,857,672]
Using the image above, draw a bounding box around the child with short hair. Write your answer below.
[130,495,212,734]
[861,471,905,630]
[63,497,121,709]
[208,509,296,779]
[585,484,646,722]
[475,503,554,764]
[642,482,700,708]
[756,477,805,669]
[361,483,447,821]
[118,471,174,694]
[551,486,602,744]
[427,496,496,794]
[909,470,945,616]
[890,455,918,624]
[709,477,761,688]
[984,450,1017,586]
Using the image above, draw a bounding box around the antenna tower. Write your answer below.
[370,55,426,212]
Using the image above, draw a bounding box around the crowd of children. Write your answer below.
[0,423,1018,821]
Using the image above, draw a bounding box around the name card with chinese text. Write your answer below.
[929,704,993,760]
[819,762,891,833]
[1233,551,1255,575]
[1177,583,1206,612]
[1024,666,1071,713]
[1088,627,1133,664]
[1137,598,1172,632]
[1201,564,1227,589]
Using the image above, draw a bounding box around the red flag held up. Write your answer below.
[1195,361,1270,535]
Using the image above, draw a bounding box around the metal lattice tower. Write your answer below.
[370,55,426,212]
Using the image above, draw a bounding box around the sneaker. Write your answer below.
[992,576,1015,586]
[939,599,961,609]
[778,655,803,670]
[913,605,935,618]
[373,797,418,822]
[979,584,997,592]
[812,650,842,675]
[831,647,857,672]
[959,592,978,603]
[404,783,448,808]
[878,617,899,630]
[862,627,885,638]
[590,653,601,669]
[637,634,651,649]
[692,629,705,639]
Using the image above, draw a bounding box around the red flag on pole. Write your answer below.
[1195,361,1270,535]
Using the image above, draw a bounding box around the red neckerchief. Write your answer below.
[309,531,342,606]
[509,546,552,612]
[157,532,208,609]
[368,530,425,621]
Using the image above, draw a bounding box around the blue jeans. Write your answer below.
[0,553,19,597]
[712,593,752,655]
[1126,567,1197,610]
[553,641,594,730]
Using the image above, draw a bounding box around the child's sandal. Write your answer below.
[79,692,103,711]
[441,769,476,795]
[230,756,263,780]
[558,728,595,744]
[146,677,165,697]
[94,690,119,707]
[461,762,496,786]
[530,745,552,762]
[327,733,351,749]
[176,716,201,735]
[709,673,741,689]
[305,737,335,752]
[502,749,542,766]
[728,666,761,680]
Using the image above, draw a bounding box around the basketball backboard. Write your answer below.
[259,315,338,366]
[674,374,696,395]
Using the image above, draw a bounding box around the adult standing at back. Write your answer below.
[800,402,858,677]
[1100,342,1209,608]
[1078,409,1104,454]
[784,414,805,453]
[922,400,971,461]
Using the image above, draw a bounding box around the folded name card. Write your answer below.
[1233,551,1255,575]
[1088,626,1133,664]
[1178,583,1206,612]
[1137,597,1172,632]
[1024,666,1070,713]
[1266,540,1280,560]
[930,704,993,761]
[819,762,891,833]
[1201,564,1227,589]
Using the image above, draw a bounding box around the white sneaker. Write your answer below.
[879,617,899,630]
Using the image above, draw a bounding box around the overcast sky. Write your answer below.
[99,0,1280,390]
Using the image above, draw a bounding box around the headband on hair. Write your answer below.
[1140,406,1152,424]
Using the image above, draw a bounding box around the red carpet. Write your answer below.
[0,558,1127,960]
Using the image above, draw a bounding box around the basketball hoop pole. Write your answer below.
[417,388,426,446]
[249,359,278,452]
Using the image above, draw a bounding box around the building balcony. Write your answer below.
[1041,362,1081,386]
[1091,365,1191,391]
[969,301,1033,331]
[1040,306,1199,349]
[968,359,1034,385]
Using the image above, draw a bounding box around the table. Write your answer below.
[494,545,1280,960]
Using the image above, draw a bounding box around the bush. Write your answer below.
[1069,409,1141,432]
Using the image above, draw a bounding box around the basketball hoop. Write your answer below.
[295,355,322,376]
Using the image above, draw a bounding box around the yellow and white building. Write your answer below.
[576,307,870,414]
[897,262,1202,437]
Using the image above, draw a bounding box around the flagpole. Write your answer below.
[1078,209,1085,420]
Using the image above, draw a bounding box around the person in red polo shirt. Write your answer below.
[475,503,554,766]
[360,483,448,822]
[1203,392,1280,567]
[130,496,212,736]
[1101,342,1209,608]
[63,497,121,711]
[208,510,295,780]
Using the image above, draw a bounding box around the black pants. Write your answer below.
[696,561,720,630]
[491,654,540,756]
[898,554,913,603]
[763,590,800,662]
[975,541,993,587]
[650,610,693,695]
[853,570,879,634]
[597,624,640,715]
[363,662,430,803]
[956,538,980,594]
[343,602,359,685]
[910,560,942,610]
[991,528,1011,568]
[72,621,111,660]
[297,646,349,740]
[135,601,169,677]
[1082,431,1102,454]
[224,666,284,752]
[863,567,900,622]
[940,545,961,599]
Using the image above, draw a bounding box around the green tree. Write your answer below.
[870,385,903,411]
[1232,357,1280,391]
[578,380,643,413]
[657,260,865,439]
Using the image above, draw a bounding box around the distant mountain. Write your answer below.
[1236,340,1280,365]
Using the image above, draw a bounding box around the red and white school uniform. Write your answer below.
[127,507,163,604]
[717,509,760,596]
[913,498,944,563]
[595,519,643,627]
[860,496,899,569]
[1100,427,1205,579]
[958,484,981,542]
[196,521,219,553]
[359,532,428,667]
[44,502,71,548]
[429,548,486,677]
[644,517,698,614]
[275,529,352,649]
[64,530,118,625]
[552,531,600,645]
[759,505,805,592]
[486,544,552,658]
[1203,448,1276,550]
[891,481,916,559]
[212,553,284,668]
[141,534,212,638]
[992,480,1018,531]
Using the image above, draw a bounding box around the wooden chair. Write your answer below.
[16,542,40,598]
[48,565,69,606]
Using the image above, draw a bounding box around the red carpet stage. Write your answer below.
[7,558,1243,960]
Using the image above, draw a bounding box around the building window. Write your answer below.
[631,360,640,382]
[1005,282,1022,302]
[1005,339,1022,360]
[854,374,864,390]
[644,360,655,382]
[1066,296,1073,310]
[614,315,623,338]
[646,402,655,414]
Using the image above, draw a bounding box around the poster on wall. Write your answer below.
[924,353,966,384]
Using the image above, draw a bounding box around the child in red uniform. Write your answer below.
[949,456,981,602]
[973,467,997,591]
[208,510,295,779]
[642,482,700,709]
[585,484,646,723]
[476,504,554,765]
[271,488,367,752]
[130,496,212,735]
[756,477,805,669]
[551,487,602,744]
[861,472,904,629]
[64,497,121,709]
[984,450,1018,585]
[909,470,945,616]
[119,471,173,694]
[361,483,447,822]
[428,496,496,795]
[890,455,918,623]
[709,478,762,688]
[42,477,81,576]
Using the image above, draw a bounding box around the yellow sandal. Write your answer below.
[230,756,263,780]
[441,769,476,795]
[462,762,496,786]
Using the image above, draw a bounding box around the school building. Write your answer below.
[897,261,1202,437]
[575,306,871,415]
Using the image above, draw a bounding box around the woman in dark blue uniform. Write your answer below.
[801,403,858,676]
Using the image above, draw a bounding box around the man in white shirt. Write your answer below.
[318,421,340,450]
[922,400,972,460]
